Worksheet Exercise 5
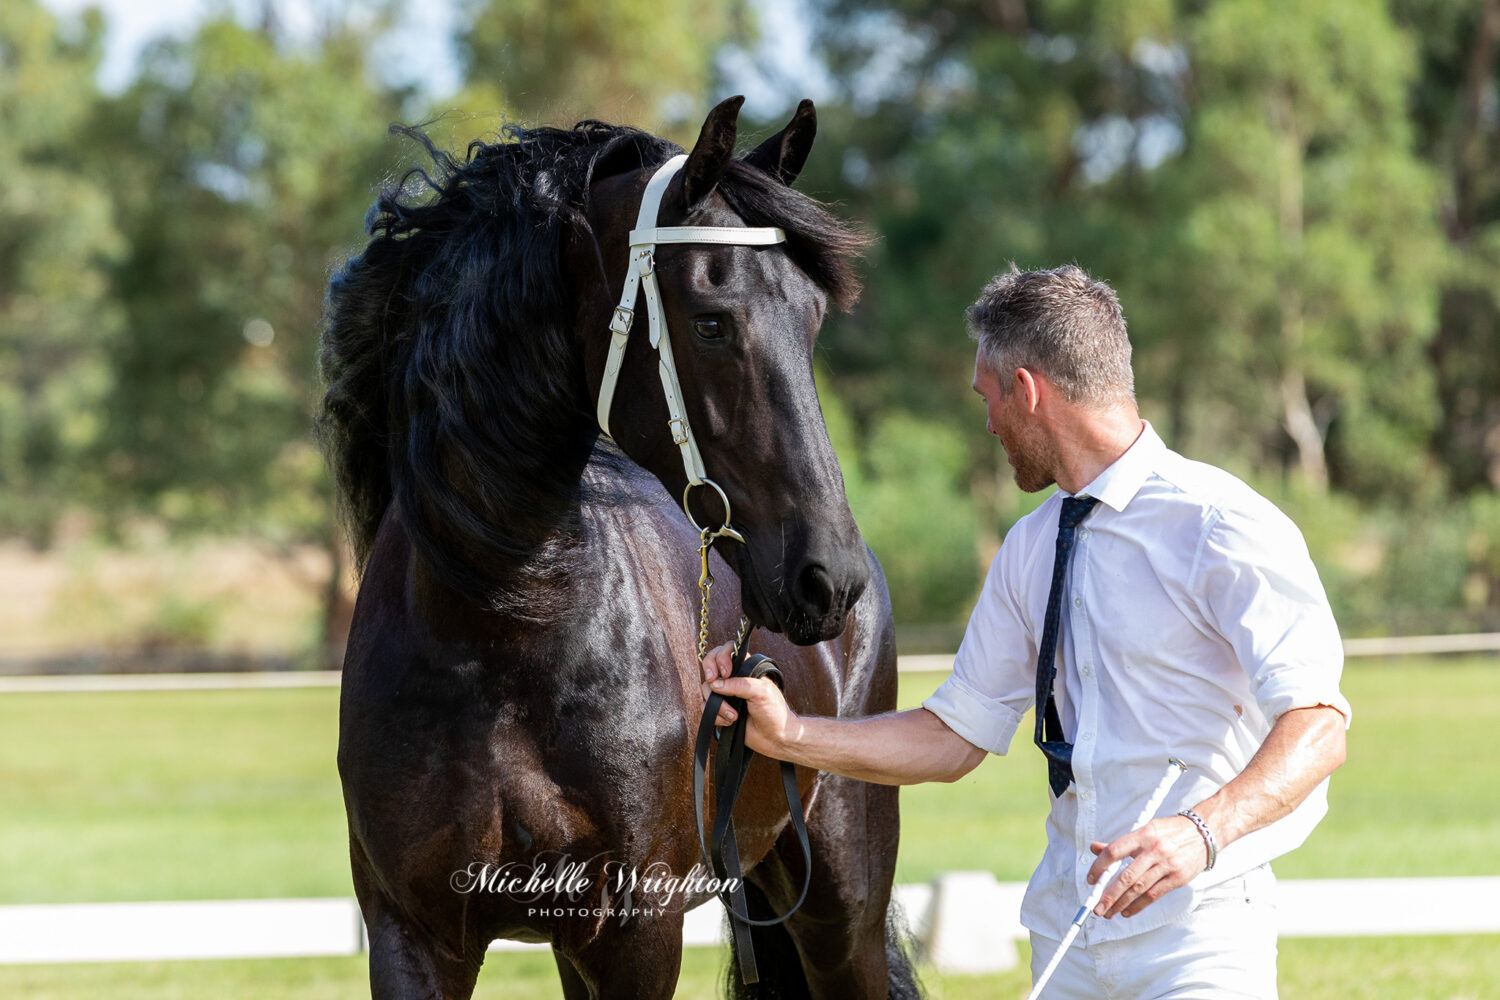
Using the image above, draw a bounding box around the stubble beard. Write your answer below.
[1005,422,1059,494]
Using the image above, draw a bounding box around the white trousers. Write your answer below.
[1028,865,1279,1000]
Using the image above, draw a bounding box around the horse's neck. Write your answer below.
[379,453,717,711]
[401,444,682,630]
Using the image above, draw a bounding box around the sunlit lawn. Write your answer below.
[0,687,348,903]
[0,657,1497,997]
[4,936,1499,999]
[0,949,1034,1000]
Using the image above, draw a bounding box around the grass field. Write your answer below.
[3,936,1497,1000]
[1,657,1498,997]
[3,935,1498,999]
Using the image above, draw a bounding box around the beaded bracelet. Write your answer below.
[1178,808,1218,871]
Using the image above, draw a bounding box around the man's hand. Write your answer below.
[699,641,800,756]
[1083,704,1346,919]
[698,643,986,784]
[1086,815,1209,919]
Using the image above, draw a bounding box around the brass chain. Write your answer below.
[695,526,753,664]
[696,527,716,662]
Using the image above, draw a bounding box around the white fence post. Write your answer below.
[918,870,1022,973]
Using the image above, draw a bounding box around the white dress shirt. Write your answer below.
[924,422,1351,943]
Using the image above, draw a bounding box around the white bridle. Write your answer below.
[595,154,786,537]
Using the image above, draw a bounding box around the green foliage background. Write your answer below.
[3,0,1499,641]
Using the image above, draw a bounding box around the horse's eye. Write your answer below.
[693,319,723,341]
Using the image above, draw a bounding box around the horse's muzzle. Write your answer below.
[742,552,866,646]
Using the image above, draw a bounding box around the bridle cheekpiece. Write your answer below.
[595,154,786,542]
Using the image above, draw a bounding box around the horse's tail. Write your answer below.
[883,904,924,999]
[317,236,406,574]
[721,892,924,999]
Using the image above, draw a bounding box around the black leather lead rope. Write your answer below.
[692,642,813,985]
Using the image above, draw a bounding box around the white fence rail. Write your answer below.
[3,877,1497,968]
[1339,632,1500,657]
[0,899,364,965]
[0,671,344,694]
[1,632,1496,694]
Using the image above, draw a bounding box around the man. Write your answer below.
[702,264,1349,998]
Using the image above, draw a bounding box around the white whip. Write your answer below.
[1024,758,1188,1000]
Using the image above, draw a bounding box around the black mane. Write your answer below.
[317,118,867,612]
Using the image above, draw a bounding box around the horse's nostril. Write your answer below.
[795,562,837,617]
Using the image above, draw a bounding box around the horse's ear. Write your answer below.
[743,99,817,186]
[681,95,744,212]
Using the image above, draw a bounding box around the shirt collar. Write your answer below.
[1071,420,1163,512]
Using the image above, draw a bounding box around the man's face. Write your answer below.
[972,353,1057,493]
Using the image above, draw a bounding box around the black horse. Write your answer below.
[319,96,919,1000]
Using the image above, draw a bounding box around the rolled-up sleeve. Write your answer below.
[923,535,1038,754]
[1194,502,1352,727]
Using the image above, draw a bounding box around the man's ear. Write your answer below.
[1015,368,1041,411]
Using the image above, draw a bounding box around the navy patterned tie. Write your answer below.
[1035,495,1100,797]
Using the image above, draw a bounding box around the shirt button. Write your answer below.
[1080,789,1091,801]
[1073,597,1083,608]
[1081,732,1092,741]
[1081,665,1092,677]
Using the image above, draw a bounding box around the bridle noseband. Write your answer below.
[595,154,785,541]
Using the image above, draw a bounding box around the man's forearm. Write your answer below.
[1088,703,1348,919]
[774,707,986,786]
[1192,705,1347,851]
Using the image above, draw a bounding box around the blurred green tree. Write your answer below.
[88,13,406,654]
[798,0,1458,625]
[456,0,745,137]
[1163,0,1445,499]
[805,0,1193,490]
[822,372,982,623]
[810,0,1445,498]
[1385,0,1500,627]
[4,0,1491,640]
[0,1,123,544]
[1392,0,1500,496]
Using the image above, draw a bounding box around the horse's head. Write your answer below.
[578,98,870,645]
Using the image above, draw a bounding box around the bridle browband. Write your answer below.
[595,154,785,540]
[596,154,811,986]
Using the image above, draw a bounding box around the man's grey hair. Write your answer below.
[967,264,1135,406]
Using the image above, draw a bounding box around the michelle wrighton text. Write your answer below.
[449,852,742,919]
